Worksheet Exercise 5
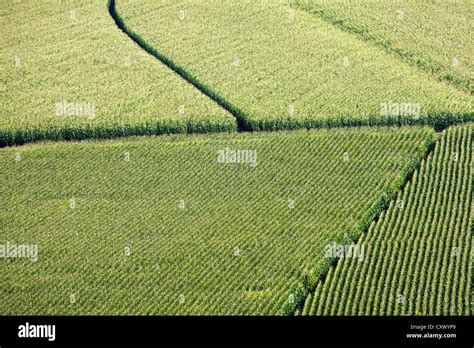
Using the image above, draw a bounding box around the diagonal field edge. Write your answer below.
[290,0,472,95]
[113,0,473,133]
[108,0,250,132]
[0,126,436,315]
[1,1,471,149]
[298,127,473,315]
[287,134,438,315]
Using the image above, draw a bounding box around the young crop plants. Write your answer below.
[0,127,434,315]
[301,125,473,316]
[0,0,236,147]
[1,0,472,324]
[116,0,472,131]
[292,0,474,94]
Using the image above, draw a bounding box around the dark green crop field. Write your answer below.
[1,0,472,317]
[0,127,434,314]
[301,125,472,316]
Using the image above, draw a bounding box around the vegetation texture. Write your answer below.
[292,0,474,94]
[117,0,472,131]
[1,0,472,317]
[0,0,236,147]
[301,125,473,316]
[0,127,434,315]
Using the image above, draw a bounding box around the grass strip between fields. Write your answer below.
[0,0,237,148]
[2,0,471,148]
[108,0,250,132]
[116,0,473,132]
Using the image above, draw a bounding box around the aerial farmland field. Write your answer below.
[116,0,472,130]
[0,0,473,343]
[0,127,434,315]
[292,0,474,94]
[0,0,236,147]
[301,125,473,316]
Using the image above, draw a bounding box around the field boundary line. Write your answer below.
[0,120,237,148]
[0,1,471,148]
[108,0,250,132]
[0,121,469,149]
[287,130,438,315]
[290,0,472,96]
[110,0,472,133]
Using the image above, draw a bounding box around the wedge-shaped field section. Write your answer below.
[0,0,236,147]
[117,0,472,131]
[0,127,434,315]
[292,0,473,94]
[302,125,473,316]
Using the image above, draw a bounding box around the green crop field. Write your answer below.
[0,0,236,147]
[301,125,473,316]
[117,0,472,131]
[292,0,474,94]
[0,0,472,319]
[0,127,433,315]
